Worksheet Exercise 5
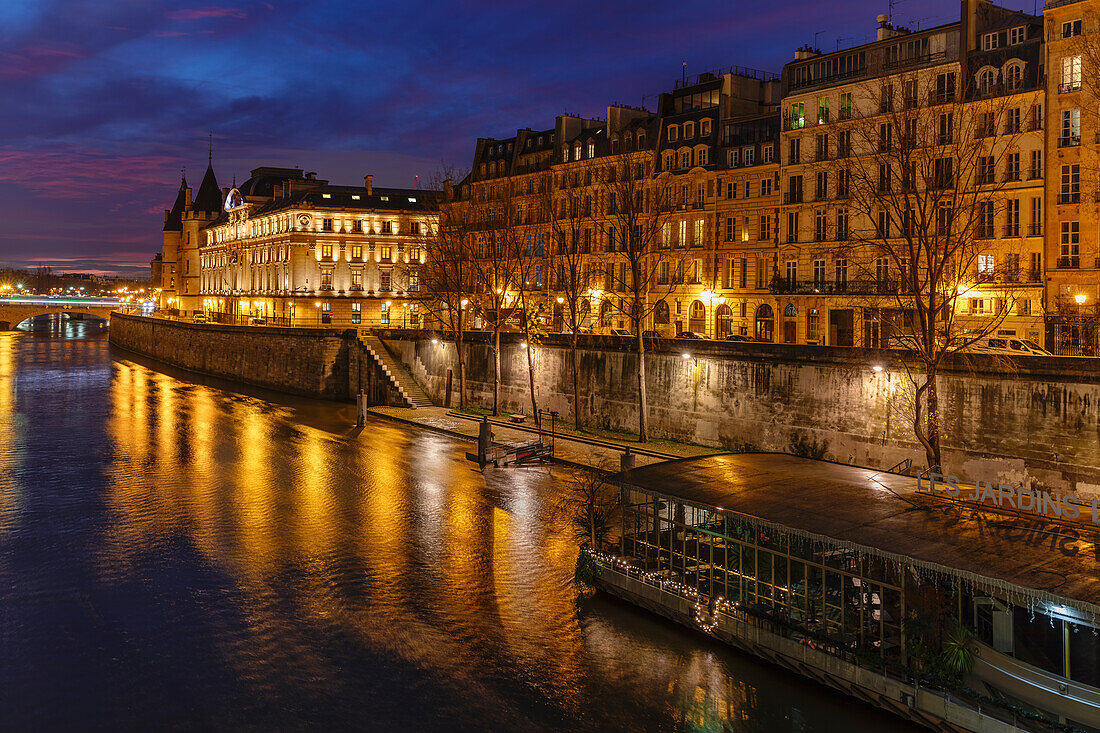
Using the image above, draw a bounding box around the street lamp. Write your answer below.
[315,301,321,326]
[1075,293,1088,305]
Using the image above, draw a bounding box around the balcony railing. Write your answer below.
[1059,81,1082,94]
[784,191,803,204]
[1058,255,1081,268]
[1058,135,1081,148]
[929,90,956,105]
[770,278,898,295]
[1059,193,1081,204]
[1028,223,1043,237]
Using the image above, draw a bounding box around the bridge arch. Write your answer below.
[0,301,121,331]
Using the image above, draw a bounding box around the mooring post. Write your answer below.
[478,416,491,465]
[621,447,635,472]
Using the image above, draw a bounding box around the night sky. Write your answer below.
[3,0,1037,277]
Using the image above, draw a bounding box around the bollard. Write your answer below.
[620,447,635,472]
[356,391,366,427]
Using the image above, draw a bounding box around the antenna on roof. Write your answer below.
[208,132,213,164]
[682,61,687,85]
[414,173,420,190]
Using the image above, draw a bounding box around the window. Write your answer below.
[1061,56,1082,93]
[1061,222,1080,266]
[813,260,826,284]
[744,148,754,166]
[1006,64,1023,91]
[725,216,735,242]
[322,218,334,232]
[978,69,995,95]
[815,171,828,199]
[978,254,995,280]
[379,271,392,291]
[807,309,820,341]
[786,211,799,243]
[409,272,420,292]
[839,92,852,120]
[835,259,848,286]
[696,147,708,166]
[1060,164,1080,203]
[380,245,392,261]
[574,142,581,160]
[978,201,994,238]
[1029,197,1042,236]
[836,209,849,240]
[380,302,390,325]
[935,72,956,103]
[785,260,797,286]
[684,122,695,139]
[678,220,687,247]
[321,243,333,258]
[815,210,827,241]
[789,137,801,164]
[762,145,773,163]
[1029,149,1042,179]
[982,32,998,51]
[587,141,595,158]
[759,215,772,241]
[351,302,361,324]
[728,149,740,167]
[790,101,805,129]
[352,220,362,233]
[1009,26,1025,45]
[693,219,704,247]
[1005,108,1021,134]
[382,221,393,233]
[668,125,679,142]
[700,119,711,136]
[352,245,362,260]
[1063,20,1082,39]
[351,270,363,290]
[410,222,420,235]
[320,269,333,288]
[1005,199,1020,237]
[726,181,737,199]
[837,169,849,198]
[817,97,829,125]
[692,260,703,284]
[760,178,772,196]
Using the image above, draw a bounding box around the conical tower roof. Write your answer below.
[192,162,222,214]
[163,175,187,231]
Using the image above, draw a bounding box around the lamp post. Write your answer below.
[315,301,321,326]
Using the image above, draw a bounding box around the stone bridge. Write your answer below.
[0,297,125,330]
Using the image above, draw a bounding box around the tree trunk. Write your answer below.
[456,331,467,411]
[926,373,942,471]
[492,328,501,416]
[525,332,538,426]
[636,328,648,443]
[572,335,582,430]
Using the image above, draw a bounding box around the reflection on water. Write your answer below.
[0,325,915,732]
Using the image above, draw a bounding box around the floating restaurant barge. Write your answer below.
[593,454,1100,732]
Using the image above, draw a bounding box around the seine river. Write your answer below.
[0,323,915,731]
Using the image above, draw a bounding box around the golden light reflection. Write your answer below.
[0,334,18,537]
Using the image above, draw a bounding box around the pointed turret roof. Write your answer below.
[192,162,222,214]
[163,175,187,232]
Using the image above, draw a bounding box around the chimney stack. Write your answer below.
[163,211,169,225]
[365,175,373,195]
[443,178,453,201]
[185,186,193,205]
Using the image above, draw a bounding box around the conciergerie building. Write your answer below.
[159,165,437,328]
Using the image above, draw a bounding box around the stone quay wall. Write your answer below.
[109,313,361,400]
[380,330,1100,495]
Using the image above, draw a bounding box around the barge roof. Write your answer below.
[615,453,1100,616]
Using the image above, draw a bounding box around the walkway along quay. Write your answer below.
[594,453,1100,732]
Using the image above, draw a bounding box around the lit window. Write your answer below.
[351,195,360,200]
[322,193,331,199]
[408,197,417,203]
[982,32,998,51]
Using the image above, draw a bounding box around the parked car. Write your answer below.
[966,337,1051,356]
[609,328,632,337]
[677,331,707,340]
[641,330,664,339]
[723,334,753,342]
[191,313,208,324]
[248,317,267,325]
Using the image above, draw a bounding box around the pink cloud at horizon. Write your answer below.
[166,7,247,21]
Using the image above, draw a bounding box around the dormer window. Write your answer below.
[351,195,360,200]
[668,124,679,142]
[700,119,711,137]
[1009,26,1025,45]
[562,144,569,161]
[322,193,331,199]
[1063,20,1082,39]
[637,131,646,148]
[982,33,998,51]
[684,122,695,139]
[574,142,581,160]
[587,141,595,158]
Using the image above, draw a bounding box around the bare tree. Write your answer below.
[555,461,621,550]
[419,171,476,410]
[539,166,596,429]
[588,153,677,442]
[823,71,1028,470]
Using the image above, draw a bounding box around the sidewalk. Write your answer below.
[365,405,719,471]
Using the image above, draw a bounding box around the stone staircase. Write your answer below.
[358,334,434,408]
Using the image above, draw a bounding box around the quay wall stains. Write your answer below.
[383,332,1100,494]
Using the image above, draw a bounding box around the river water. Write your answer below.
[0,324,916,731]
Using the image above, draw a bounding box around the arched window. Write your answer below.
[715,303,733,338]
[654,299,670,325]
[599,300,612,328]
[784,303,797,317]
[1005,62,1024,90]
[755,304,775,342]
[977,68,996,95]
[688,300,706,333]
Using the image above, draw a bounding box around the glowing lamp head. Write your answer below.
[872,364,884,373]
[1075,293,1088,305]
[556,297,564,304]
[682,353,691,360]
